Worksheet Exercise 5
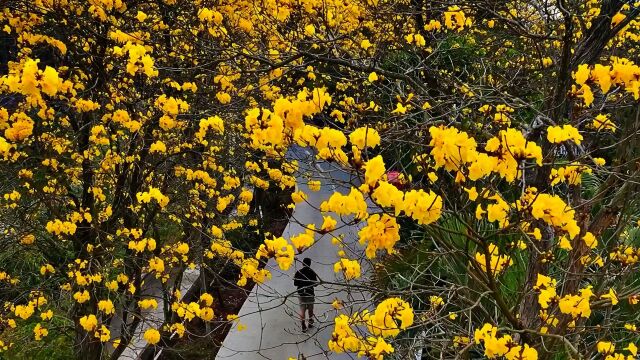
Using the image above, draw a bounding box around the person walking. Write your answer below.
[293,257,319,332]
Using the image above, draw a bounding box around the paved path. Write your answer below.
[216,150,373,360]
[113,268,200,359]
[113,148,372,360]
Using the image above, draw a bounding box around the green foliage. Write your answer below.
[2,317,73,360]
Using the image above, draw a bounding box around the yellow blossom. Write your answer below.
[144,328,161,345]
[79,314,98,332]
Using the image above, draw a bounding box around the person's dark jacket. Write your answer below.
[294,266,318,297]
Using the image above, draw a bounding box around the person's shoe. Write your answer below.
[308,321,314,329]
[301,323,307,333]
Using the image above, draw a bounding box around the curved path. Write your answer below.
[113,268,200,359]
[215,149,372,360]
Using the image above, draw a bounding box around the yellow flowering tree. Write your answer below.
[1,0,640,359]
[0,0,308,358]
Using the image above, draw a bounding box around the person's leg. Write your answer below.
[299,300,307,331]
[307,299,315,327]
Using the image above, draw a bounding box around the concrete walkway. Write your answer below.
[113,268,200,359]
[216,150,373,360]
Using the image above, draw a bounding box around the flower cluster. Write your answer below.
[237,258,271,286]
[320,187,368,220]
[547,125,583,145]
[290,226,316,252]
[0,58,63,106]
[474,243,513,275]
[572,58,640,106]
[358,214,401,258]
[550,163,592,186]
[427,126,542,183]
[136,187,170,208]
[333,258,361,280]
[474,324,538,360]
[45,219,77,236]
[256,236,294,271]
[329,298,413,359]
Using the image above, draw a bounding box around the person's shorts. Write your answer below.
[299,296,314,310]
